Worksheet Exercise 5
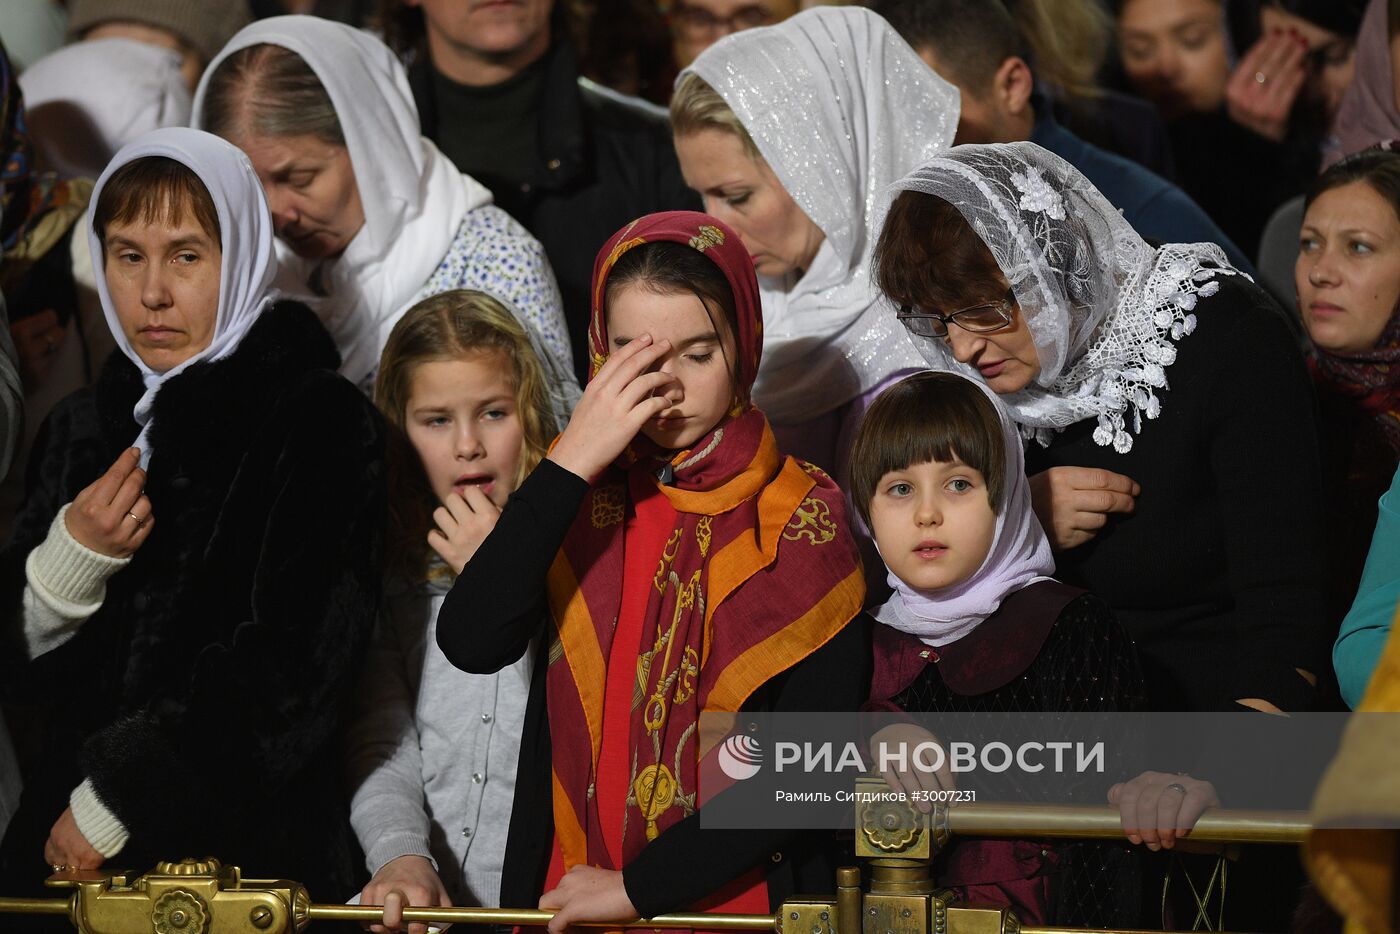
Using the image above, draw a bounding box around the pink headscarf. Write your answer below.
[872,374,1056,648]
[1325,0,1400,167]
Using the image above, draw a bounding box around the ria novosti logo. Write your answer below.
[718,734,763,780]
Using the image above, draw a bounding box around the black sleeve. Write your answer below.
[0,388,108,693]
[621,615,872,918]
[1199,282,1325,710]
[437,457,590,674]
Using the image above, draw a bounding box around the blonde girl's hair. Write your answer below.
[374,289,559,582]
[670,72,763,159]
[1006,0,1110,99]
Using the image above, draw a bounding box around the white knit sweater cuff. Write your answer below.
[70,780,130,858]
[365,834,438,877]
[27,504,130,616]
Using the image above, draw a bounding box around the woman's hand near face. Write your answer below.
[359,855,453,934]
[428,486,501,575]
[548,336,677,481]
[64,448,155,558]
[1108,771,1219,851]
[1226,30,1309,143]
[1028,467,1140,551]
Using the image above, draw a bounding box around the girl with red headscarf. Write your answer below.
[436,211,867,928]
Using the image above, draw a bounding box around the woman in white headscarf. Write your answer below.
[670,6,959,477]
[192,16,578,422]
[875,140,1326,712]
[0,126,384,902]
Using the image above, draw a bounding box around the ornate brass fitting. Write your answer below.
[44,858,309,934]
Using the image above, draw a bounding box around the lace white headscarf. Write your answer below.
[887,142,1242,454]
[683,7,959,424]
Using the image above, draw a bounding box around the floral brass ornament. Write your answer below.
[688,225,726,252]
[1010,166,1066,220]
[151,889,209,934]
[783,496,837,545]
[590,485,625,528]
[798,460,830,481]
[860,798,922,852]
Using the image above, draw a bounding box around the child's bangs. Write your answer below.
[850,372,1008,523]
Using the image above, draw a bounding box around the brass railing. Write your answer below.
[946,802,1307,845]
[0,789,1308,934]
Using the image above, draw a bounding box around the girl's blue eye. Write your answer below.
[426,416,449,427]
[483,409,508,420]
[887,481,913,497]
[948,478,973,493]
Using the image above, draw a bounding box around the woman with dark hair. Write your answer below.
[1296,148,1400,693]
[1115,0,1365,257]
[0,127,385,907]
[876,141,1325,713]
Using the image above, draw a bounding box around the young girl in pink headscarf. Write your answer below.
[853,371,1214,926]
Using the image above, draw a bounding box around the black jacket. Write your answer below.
[1022,275,1325,712]
[410,40,699,381]
[0,302,386,904]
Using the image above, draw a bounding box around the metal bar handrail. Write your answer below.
[944,803,1308,844]
[305,904,778,929]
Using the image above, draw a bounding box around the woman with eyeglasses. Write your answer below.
[876,141,1326,713]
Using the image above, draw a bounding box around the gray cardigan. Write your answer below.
[347,577,533,907]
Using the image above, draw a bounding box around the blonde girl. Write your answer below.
[348,289,559,934]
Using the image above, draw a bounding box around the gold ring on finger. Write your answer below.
[127,511,145,528]
[1164,782,1188,795]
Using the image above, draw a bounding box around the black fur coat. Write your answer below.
[0,302,385,903]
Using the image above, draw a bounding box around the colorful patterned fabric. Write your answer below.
[1,39,89,275]
[546,211,864,873]
[1311,309,1400,456]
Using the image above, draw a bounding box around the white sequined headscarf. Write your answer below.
[683,7,959,424]
[886,142,1242,453]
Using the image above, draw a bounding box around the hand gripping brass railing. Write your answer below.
[0,783,1309,934]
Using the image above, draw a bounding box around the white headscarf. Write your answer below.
[874,373,1054,647]
[89,127,277,467]
[683,7,959,425]
[20,38,192,180]
[886,142,1243,454]
[191,15,493,386]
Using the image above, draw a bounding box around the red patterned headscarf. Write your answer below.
[1311,307,1400,455]
[546,211,864,872]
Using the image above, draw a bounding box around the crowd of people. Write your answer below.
[0,0,1398,931]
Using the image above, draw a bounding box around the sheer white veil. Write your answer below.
[886,142,1242,453]
[684,7,959,423]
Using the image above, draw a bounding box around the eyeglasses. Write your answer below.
[896,291,1016,340]
[670,1,774,39]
